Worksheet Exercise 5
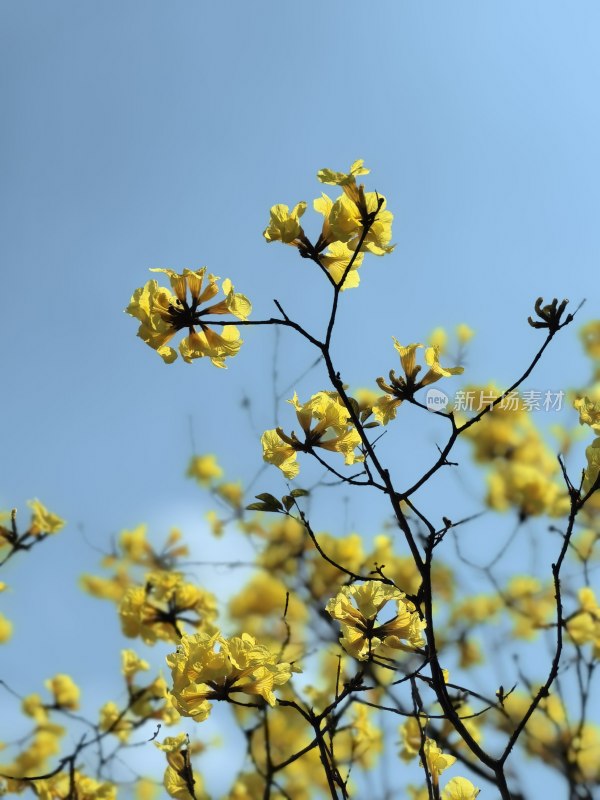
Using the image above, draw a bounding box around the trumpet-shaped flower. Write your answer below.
[155,734,207,800]
[574,396,600,433]
[121,649,150,680]
[566,587,600,657]
[126,268,251,367]
[28,500,65,536]
[167,631,295,721]
[317,159,370,187]
[44,674,80,711]
[315,190,394,257]
[119,571,217,644]
[261,392,364,478]
[398,717,423,761]
[374,340,463,424]
[186,454,223,485]
[422,739,456,786]
[319,240,364,289]
[28,772,117,800]
[317,160,394,254]
[583,437,600,495]
[441,777,480,799]
[263,202,307,245]
[487,461,569,518]
[0,612,12,643]
[326,581,425,661]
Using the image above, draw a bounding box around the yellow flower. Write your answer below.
[126,268,251,366]
[456,323,475,345]
[566,587,600,657]
[205,509,225,537]
[374,340,463,423]
[1,723,64,783]
[422,739,456,785]
[263,202,307,244]
[315,160,395,256]
[326,581,425,661]
[260,429,300,479]
[119,524,152,563]
[450,594,502,625]
[216,481,244,508]
[505,576,555,639]
[583,437,600,495]
[318,240,364,290]
[167,631,295,721]
[315,189,394,256]
[28,500,65,536]
[407,787,429,800]
[253,516,309,576]
[308,533,365,599]
[458,637,483,668]
[121,649,150,680]
[571,528,599,561]
[429,327,448,353]
[186,453,223,484]
[99,701,131,741]
[567,723,600,782]
[574,396,600,432]
[119,571,217,644]
[227,773,268,799]
[398,717,423,761]
[441,777,480,799]
[0,612,12,643]
[135,778,159,800]
[487,462,568,518]
[80,571,130,602]
[229,573,307,625]
[44,674,80,710]
[580,320,600,360]
[261,391,364,478]
[333,704,383,769]
[155,734,207,800]
[22,693,48,723]
[32,772,116,800]
[317,191,361,244]
[128,674,179,725]
[317,159,370,186]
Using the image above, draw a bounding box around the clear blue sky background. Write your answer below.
[1,2,599,797]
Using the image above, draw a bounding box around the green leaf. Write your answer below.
[290,488,309,498]
[246,502,271,511]
[254,493,284,511]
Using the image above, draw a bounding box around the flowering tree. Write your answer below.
[1,161,599,800]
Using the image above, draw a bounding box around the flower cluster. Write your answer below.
[261,391,364,478]
[119,570,218,644]
[98,649,179,742]
[80,524,191,609]
[326,580,425,661]
[458,384,570,518]
[566,587,600,657]
[263,160,393,289]
[167,631,296,721]
[373,339,463,423]
[126,267,251,366]
[499,691,600,784]
[155,733,207,800]
[1,500,65,553]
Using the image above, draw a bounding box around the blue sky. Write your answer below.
[1,2,599,797]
